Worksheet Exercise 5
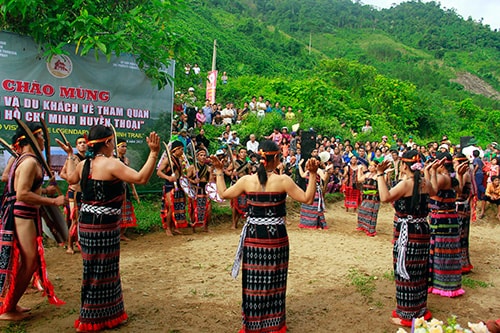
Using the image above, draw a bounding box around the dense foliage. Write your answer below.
[0,0,188,88]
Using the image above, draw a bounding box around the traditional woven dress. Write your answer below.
[231,159,250,217]
[299,175,327,229]
[344,164,361,209]
[121,184,137,228]
[456,178,474,273]
[189,163,211,228]
[428,189,465,297]
[232,192,288,333]
[392,194,432,326]
[160,156,188,229]
[356,178,380,236]
[75,176,128,331]
[0,154,64,314]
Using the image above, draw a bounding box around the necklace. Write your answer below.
[95,153,108,158]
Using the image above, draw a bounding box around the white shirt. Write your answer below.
[246,140,259,153]
[221,108,234,124]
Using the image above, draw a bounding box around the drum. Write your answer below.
[41,205,68,244]
[205,182,223,203]
[180,176,196,199]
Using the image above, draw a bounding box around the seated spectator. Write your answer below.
[228,131,240,147]
[246,134,259,154]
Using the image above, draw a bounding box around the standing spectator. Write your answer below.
[272,102,281,114]
[361,120,373,133]
[192,63,200,75]
[195,108,206,128]
[285,106,295,121]
[406,135,415,148]
[289,132,299,154]
[474,149,487,218]
[266,128,282,146]
[202,99,213,125]
[239,101,250,120]
[221,71,228,84]
[249,96,257,115]
[281,127,291,142]
[265,100,273,113]
[221,103,234,125]
[195,128,210,152]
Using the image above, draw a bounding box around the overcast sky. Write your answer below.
[360,0,499,30]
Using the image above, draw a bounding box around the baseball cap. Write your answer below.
[216,149,225,155]
[438,144,449,151]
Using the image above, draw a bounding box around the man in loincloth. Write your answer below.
[157,140,186,236]
[60,136,87,253]
[0,122,67,321]
[228,147,251,229]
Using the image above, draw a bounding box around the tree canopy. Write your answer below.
[0,0,187,88]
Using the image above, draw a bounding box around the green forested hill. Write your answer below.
[169,0,500,145]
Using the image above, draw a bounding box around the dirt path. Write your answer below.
[1,200,499,333]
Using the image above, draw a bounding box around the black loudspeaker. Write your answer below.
[300,130,317,161]
[460,136,474,148]
[296,130,316,191]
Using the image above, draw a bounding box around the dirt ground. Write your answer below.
[1,199,499,333]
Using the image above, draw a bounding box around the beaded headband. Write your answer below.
[401,154,420,163]
[16,128,43,143]
[86,134,113,147]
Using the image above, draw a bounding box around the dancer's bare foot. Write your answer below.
[390,317,405,326]
[75,322,94,332]
[172,229,182,235]
[16,305,31,313]
[120,235,131,241]
[230,226,237,230]
[66,248,75,255]
[0,311,29,321]
[165,229,174,236]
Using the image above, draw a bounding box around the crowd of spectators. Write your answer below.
[171,88,500,204]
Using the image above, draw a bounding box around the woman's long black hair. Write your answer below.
[81,125,113,190]
[401,150,423,213]
[256,140,280,187]
[436,151,458,187]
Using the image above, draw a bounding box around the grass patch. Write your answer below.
[462,276,494,289]
[133,195,232,233]
[382,270,394,281]
[134,193,163,233]
[347,268,376,302]
[2,322,27,333]
[324,192,344,204]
